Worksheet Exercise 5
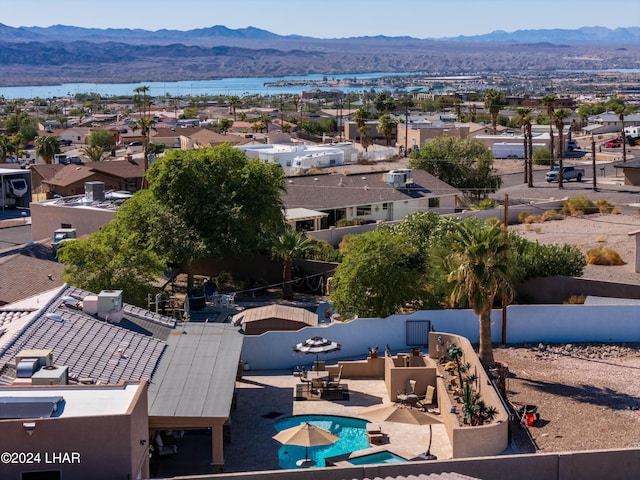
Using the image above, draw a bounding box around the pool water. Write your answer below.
[274,414,369,469]
[348,451,409,465]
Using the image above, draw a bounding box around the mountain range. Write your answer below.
[0,24,638,87]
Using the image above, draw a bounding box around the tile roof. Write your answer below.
[0,286,171,384]
[44,160,145,188]
[281,170,461,210]
[0,244,65,306]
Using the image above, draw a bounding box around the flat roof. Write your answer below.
[147,322,244,419]
[0,382,142,418]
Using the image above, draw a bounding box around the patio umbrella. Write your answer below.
[359,403,442,460]
[293,336,341,373]
[273,422,340,467]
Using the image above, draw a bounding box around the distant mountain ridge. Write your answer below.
[0,23,638,45]
[0,24,638,87]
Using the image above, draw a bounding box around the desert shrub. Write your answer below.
[305,238,342,262]
[337,217,365,227]
[564,295,586,304]
[509,234,586,280]
[586,246,625,265]
[518,211,533,223]
[523,214,543,224]
[595,199,617,214]
[532,147,551,165]
[471,199,497,210]
[561,195,599,216]
[541,210,564,221]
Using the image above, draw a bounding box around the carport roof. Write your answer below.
[147,322,244,419]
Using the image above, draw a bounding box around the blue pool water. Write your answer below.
[348,451,409,465]
[274,414,369,469]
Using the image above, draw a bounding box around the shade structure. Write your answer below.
[359,404,442,459]
[293,336,341,372]
[273,422,340,467]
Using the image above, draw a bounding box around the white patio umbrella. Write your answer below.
[293,336,341,373]
[273,422,340,467]
[359,403,442,460]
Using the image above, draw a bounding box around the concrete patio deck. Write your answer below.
[222,369,452,473]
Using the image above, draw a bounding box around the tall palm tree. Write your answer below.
[376,114,397,147]
[131,117,156,187]
[352,107,371,151]
[228,95,240,122]
[446,219,514,367]
[483,89,504,135]
[554,108,571,189]
[516,108,533,186]
[614,103,635,163]
[133,85,150,118]
[541,94,557,167]
[35,135,61,164]
[271,228,313,300]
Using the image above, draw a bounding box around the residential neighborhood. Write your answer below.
[1,11,640,480]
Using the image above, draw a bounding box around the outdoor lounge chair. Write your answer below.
[326,365,343,389]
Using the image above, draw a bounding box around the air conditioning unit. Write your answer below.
[85,181,105,201]
[31,365,69,385]
[16,349,53,369]
[97,290,124,323]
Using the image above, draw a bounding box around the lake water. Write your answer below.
[0,72,416,100]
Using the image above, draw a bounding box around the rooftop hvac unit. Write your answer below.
[16,359,40,378]
[385,169,413,188]
[84,181,105,201]
[16,349,53,369]
[97,290,124,323]
[31,365,69,386]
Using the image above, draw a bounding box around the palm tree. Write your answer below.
[131,117,156,187]
[541,94,557,167]
[447,219,514,367]
[271,228,313,300]
[614,103,635,163]
[352,107,370,151]
[0,134,16,163]
[516,108,533,186]
[35,135,61,164]
[227,96,240,122]
[376,114,397,147]
[553,108,571,189]
[82,145,105,162]
[133,85,150,118]
[483,89,504,135]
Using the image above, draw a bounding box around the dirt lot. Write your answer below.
[494,343,640,453]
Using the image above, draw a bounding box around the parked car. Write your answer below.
[603,139,621,148]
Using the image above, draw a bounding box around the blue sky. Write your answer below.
[2,0,638,38]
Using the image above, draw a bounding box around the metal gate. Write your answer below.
[406,320,431,347]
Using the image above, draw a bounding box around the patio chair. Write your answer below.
[300,370,312,393]
[153,434,178,456]
[397,379,419,406]
[417,385,436,411]
[326,365,343,389]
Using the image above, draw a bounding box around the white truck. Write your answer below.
[492,142,547,159]
[545,166,585,183]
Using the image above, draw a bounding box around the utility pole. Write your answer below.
[591,135,598,192]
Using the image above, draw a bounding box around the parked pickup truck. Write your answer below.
[545,166,585,183]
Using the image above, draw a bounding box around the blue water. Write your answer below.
[274,414,369,469]
[348,451,409,465]
[0,71,416,100]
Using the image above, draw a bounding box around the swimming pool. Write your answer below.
[274,414,369,469]
[347,450,409,465]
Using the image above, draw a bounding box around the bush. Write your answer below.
[561,195,600,216]
[564,295,586,304]
[471,199,497,210]
[541,210,564,222]
[532,147,551,165]
[586,246,625,265]
[595,199,619,214]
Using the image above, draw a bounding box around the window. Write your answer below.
[61,223,72,229]
[356,205,372,216]
[428,198,440,208]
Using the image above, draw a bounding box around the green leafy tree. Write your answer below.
[35,135,61,164]
[330,227,426,318]
[217,118,233,134]
[409,136,501,197]
[509,234,585,281]
[484,89,505,135]
[377,114,397,147]
[271,227,314,299]
[446,218,514,367]
[4,111,35,135]
[87,129,115,149]
[146,144,286,289]
[57,216,166,307]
